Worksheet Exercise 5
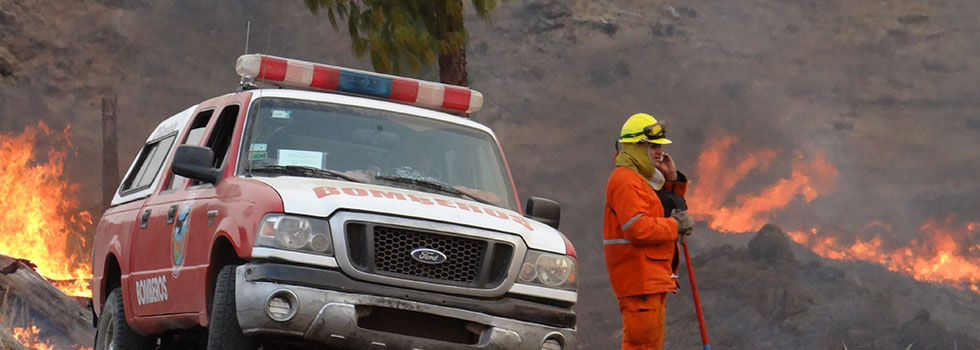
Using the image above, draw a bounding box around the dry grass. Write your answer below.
[843,341,934,350]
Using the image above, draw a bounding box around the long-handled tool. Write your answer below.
[681,234,710,350]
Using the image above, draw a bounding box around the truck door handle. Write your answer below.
[166,205,178,224]
[140,209,151,229]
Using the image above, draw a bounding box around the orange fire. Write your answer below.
[789,219,980,291]
[13,325,55,350]
[687,135,838,233]
[11,325,92,350]
[0,122,92,297]
[689,132,980,292]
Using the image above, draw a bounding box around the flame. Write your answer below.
[688,132,980,292]
[0,122,92,297]
[11,325,92,350]
[13,325,55,350]
[687,134,838,233]
[789,218,980,291]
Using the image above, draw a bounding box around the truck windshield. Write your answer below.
[237,97,518,211]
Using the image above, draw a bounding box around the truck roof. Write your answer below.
[244,88,498,137]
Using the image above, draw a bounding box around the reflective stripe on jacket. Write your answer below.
[603,166,687,297]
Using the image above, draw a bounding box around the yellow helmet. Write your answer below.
[619,113,671,144]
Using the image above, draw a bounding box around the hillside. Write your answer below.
[665,225,980,349]
[3,0,980,348]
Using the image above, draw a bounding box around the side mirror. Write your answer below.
[172,145,220,184]
[525,197,561,229]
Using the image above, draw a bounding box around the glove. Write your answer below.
[671,209,695,235]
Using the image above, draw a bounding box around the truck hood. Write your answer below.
[253,176,567,254]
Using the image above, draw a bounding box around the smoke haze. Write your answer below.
[3,0,980,348]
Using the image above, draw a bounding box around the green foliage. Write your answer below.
[303,0,496,76]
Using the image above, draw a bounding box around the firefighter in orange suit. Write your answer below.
[604,113,696,349]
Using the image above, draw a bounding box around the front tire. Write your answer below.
[95,288,155,350]
[207,264,257,350]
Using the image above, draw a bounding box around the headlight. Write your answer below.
[257,214,333,255]
[274,216,311,249]
[517,250,576,291]
[536,254,572,286]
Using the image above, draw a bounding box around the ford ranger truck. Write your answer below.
[91,54,577,350]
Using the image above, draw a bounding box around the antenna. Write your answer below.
[266,24,272,56]
[244,21,251,55]
[240,21,256,90]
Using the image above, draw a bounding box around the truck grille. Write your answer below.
[346,222,514,289]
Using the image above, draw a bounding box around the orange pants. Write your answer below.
[618,293,667,350]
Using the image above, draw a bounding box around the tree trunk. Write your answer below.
[438,0,468,86]
[439,47,467,87]
[101,92,118,209]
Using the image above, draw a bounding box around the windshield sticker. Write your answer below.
[279,149,324,168]
[249,151,267,160]
[271,110,291,119]
[313,186,533,231]
[250,143,267,151]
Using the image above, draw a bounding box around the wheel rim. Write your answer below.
[105,312,116,350]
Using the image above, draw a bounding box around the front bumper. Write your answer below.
[236,263,576,349]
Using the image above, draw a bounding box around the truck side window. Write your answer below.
[206,105,239,169]
[120,135,176,194]
[189,105,239,186]
[165,110,213,191]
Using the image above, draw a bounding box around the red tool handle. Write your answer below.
[681,235,711,350]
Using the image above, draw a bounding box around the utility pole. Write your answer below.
[101,92,118,209]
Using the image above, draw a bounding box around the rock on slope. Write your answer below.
[663,224,980,350]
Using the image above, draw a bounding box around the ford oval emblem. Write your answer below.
[410,248,447,265]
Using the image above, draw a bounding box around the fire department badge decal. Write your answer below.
[172,203,191,277]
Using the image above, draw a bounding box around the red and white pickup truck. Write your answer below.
[91,54,577,350]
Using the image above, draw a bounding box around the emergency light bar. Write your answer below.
[236,54,484,114]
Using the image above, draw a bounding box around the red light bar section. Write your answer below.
[390,78,420,103]
[236,54,483,114]
[310,65,340,90]
[258,56,287,81]
[442,86,472,111]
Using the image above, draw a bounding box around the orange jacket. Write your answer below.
[603,166,688,297]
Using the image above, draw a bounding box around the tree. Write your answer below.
[303,0,497,87]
